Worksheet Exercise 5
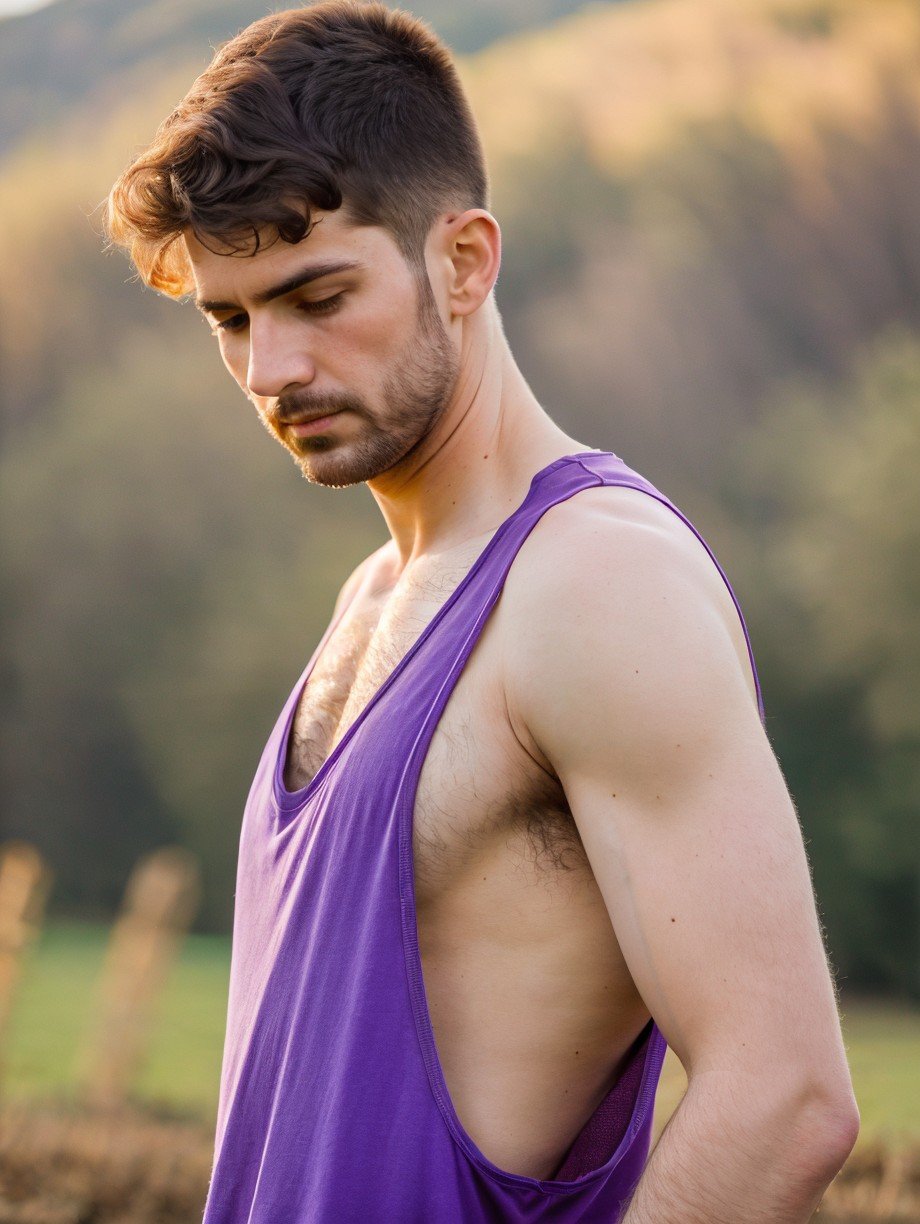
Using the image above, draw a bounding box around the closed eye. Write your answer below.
[211,314,246,334]
[209,292,345,335]
[298,292,345,317]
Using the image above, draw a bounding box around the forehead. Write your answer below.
[184,208,404,303]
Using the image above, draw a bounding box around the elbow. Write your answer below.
[823,1094,861,1166]
[687,1057,860,1185]
[793,1082,861,1179]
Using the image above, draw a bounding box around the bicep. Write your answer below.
[564,698,827,1080]
[507,510,844,1091]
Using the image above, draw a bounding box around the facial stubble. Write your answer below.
[282,277,460,489]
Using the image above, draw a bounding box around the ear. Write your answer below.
[434,209,501,318]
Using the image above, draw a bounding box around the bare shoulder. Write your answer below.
[500,482,762,784]
[509,482,721,592]
[333,539,397,615]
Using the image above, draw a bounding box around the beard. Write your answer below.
[264,274,460,489]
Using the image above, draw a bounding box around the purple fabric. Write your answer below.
[201,451,766,1223]
[552,1020,655,1182]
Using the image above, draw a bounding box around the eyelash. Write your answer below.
[211,293,345,335]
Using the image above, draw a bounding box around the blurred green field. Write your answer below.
[4,919,919,1145]
[4,919,229,1119]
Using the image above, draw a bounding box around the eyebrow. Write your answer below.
[194,258,363,314]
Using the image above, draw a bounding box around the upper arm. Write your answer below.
[503,490,853,1104]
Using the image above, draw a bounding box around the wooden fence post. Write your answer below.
[75,845,200,1109]
[0,840,52,1087]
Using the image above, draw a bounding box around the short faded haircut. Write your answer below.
[104,1,489,297]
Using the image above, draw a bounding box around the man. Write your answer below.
[105,3,859,1220]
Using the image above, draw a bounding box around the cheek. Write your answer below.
[328,301,412,377]
[216,336,248,386]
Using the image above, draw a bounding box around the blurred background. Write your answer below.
[0,0,918,1219]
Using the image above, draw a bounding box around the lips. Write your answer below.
[278,409,340,427]
[281,410,344,438]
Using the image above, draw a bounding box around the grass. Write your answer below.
[3,918,918,1146]
[838,998,920,1142]
[3,917,228,1118]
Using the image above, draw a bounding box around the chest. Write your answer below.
[282,560,587,895]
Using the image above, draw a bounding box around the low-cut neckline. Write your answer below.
[272,450,606,814]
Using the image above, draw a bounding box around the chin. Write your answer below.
[295,431,419,489]
[294,443,376,489]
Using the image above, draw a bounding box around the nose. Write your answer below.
[245,316,317,401]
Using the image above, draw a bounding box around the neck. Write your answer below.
[367,306,589,566]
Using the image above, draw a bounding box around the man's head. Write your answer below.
[105,1,499,487]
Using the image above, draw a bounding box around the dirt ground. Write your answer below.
[0,1099,917,1222]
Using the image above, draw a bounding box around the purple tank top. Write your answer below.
[201,450,765,1223]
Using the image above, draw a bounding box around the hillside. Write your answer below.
[0,0,601,156]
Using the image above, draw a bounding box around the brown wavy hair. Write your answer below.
[104,1,489,298]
